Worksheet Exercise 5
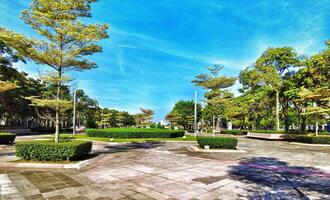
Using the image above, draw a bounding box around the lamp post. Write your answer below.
[194,90,197,137]
[73,89,77,135]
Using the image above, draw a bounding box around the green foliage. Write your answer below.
[15,140,92,161]
[0,0,108,142]
[0,133,16,144]
[220,130,247,135]
[166,100,201,131]
[250,130,284,134]
[197,136,238,149]
[86,128,185,138]
[294,135,330,144]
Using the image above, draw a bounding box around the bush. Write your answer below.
[197,136,238,149]
[31,127,73,133]
[86,128,185,138]
[220,130,247,135]
[15,140,92,161]
[249,130,284,134]
[0,133,16,144]
[294,135,330,144]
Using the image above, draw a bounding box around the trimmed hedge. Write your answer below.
[220,130,248,135]
[86,128,185,138]
[31,127,73,133]
[0,133,16,144]
[197,136,238,149]
[250,130,284,134]
[294,135,330,144]
[15,140,92,161]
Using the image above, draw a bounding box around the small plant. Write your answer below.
[15,140,92,161]
[197,136,238,149]
[0,133,16,144]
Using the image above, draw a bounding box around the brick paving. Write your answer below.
[0,138,330,199]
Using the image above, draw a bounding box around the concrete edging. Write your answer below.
[290,142,330,147]
[187,145,247,153]
[0,154,101,169]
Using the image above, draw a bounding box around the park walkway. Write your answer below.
[0,138,329,199]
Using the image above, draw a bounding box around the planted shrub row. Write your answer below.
[220,130,248,135]
[197,136,238,149]
[294,135,330,144]
[0,133,16,144]
[86,128,185,138]
[15,140,92,161]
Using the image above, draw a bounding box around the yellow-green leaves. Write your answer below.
[0,81,18,93]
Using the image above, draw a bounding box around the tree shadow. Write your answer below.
[96,141,165,154]
[228,157,330,199]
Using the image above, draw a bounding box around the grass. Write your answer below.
[46,134,196,143]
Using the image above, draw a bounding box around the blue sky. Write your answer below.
[1,0,329,121]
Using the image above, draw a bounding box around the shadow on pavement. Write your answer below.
[98,141,165,154]
[228,157,330,199]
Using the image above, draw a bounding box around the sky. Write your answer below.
[1,0,330,121]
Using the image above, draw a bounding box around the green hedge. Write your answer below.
[0,133,16,144]
[86,128,185,138]
[220,130,248,135]
[15,140,92,161]
[250,130,284,134]
[197,136,238,149]
[294,135,330,144]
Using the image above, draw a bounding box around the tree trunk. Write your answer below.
[54,70,61,143]
[300,116,306,133]
[284,101,289,132]
[315,121,318,136]
[275,89,280,131]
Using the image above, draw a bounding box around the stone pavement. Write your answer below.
[0,138,330,199]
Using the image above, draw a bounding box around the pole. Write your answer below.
[73,89,76,135]
[194,90,197,137]
[275,89,279,131]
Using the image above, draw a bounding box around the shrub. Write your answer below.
[86,128,185,138]
[0,133,16,144]
[220,130,247,135]
[15,140,92,161]
[249,130,284,134]
[197,136,238,149]
[31,127,73,133]
[294,135,330,144]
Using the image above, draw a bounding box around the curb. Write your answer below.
[187,145,247,153]
[0,154,101,169]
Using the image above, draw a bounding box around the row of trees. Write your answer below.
[167,41,329,133]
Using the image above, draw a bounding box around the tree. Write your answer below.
[192,65,236,130]
[138,108,154,126]
[239,47,301,131]
[0,0,108,142]
[166,100,201,131]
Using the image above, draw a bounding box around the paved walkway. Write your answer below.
[0,138,330,199]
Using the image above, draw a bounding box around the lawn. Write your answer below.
[48,134,196,143]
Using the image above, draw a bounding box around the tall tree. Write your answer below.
[240,47,300,131]
[192,65,236,130]
[0,0,108,142]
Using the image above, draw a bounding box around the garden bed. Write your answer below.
[246,132,286,140]
[86,128,185,138]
